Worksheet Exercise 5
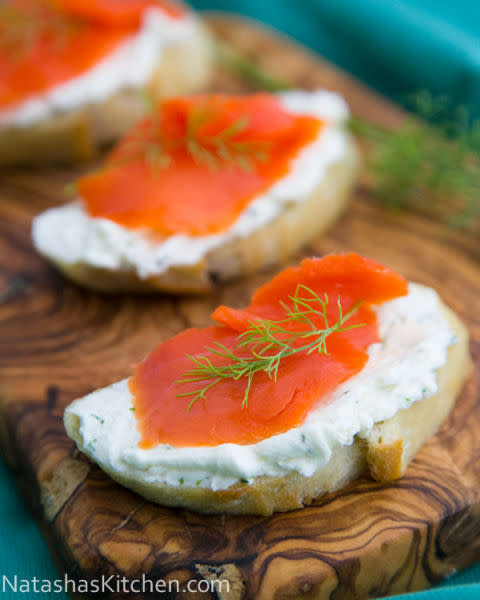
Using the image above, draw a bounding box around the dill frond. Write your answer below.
[176,284,363,411]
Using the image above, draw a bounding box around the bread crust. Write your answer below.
[44,134,360,294]
[64,299,471,516]
[0,20,212,167]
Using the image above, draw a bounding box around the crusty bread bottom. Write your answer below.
[64,300,471,516]
[0,20,212,167]
[46,134,360,294]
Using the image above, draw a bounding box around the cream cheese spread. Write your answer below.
[0,9,197,127]
[32,90,350,277]
[64,283,456,492]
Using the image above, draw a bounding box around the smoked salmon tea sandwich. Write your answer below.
[64,254,472,515]
[0,0,212,166]
[33,90,359,292]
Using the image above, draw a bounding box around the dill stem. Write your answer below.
[214,38,292,93]
[176,286,363,411]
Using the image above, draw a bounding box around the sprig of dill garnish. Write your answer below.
[186,106,269,171]
[63,95,271,194]
[215,40,480,233]
[109,94,271,174]
[176,284,363,411]
[0,1,79,60]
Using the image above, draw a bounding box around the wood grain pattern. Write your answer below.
[0,15,479,600]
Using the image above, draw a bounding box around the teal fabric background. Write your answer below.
[191,0,480,119]
[1,0,479,598]
[1,453,480,598]
[0,460,68,600]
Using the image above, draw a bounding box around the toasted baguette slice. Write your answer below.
[0,20,212,167]
[64,300,471,516]
[35,133,360,294]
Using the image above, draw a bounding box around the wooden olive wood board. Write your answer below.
[1,15,480,600]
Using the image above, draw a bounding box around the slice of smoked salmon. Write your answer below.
[54,0,184,26]
[0,0,182,111]
[213,253,409,329]
[78,94,324,236]
[130,254,409,448]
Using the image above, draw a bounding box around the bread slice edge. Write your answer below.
[63,298,471,516]
[40,133,360,293]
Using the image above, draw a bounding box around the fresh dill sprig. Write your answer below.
[112,94,271,173]
[215,40,480,233]
[0,4,36,56]
[63,181,78,197]
[111,90,172,173]
[214,38,293,92]
[185,104,270,171]
[349,93,480,232]
[0,1,79,60]
[176,284,363,412]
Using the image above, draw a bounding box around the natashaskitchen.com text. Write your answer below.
[2,573,230,595]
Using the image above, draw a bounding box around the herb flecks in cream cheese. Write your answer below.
[65,283,454,492]
[32,91,349,276]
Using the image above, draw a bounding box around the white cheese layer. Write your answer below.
[0,9,197,128]
[32,90,350,276]
[64,283,456,492]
